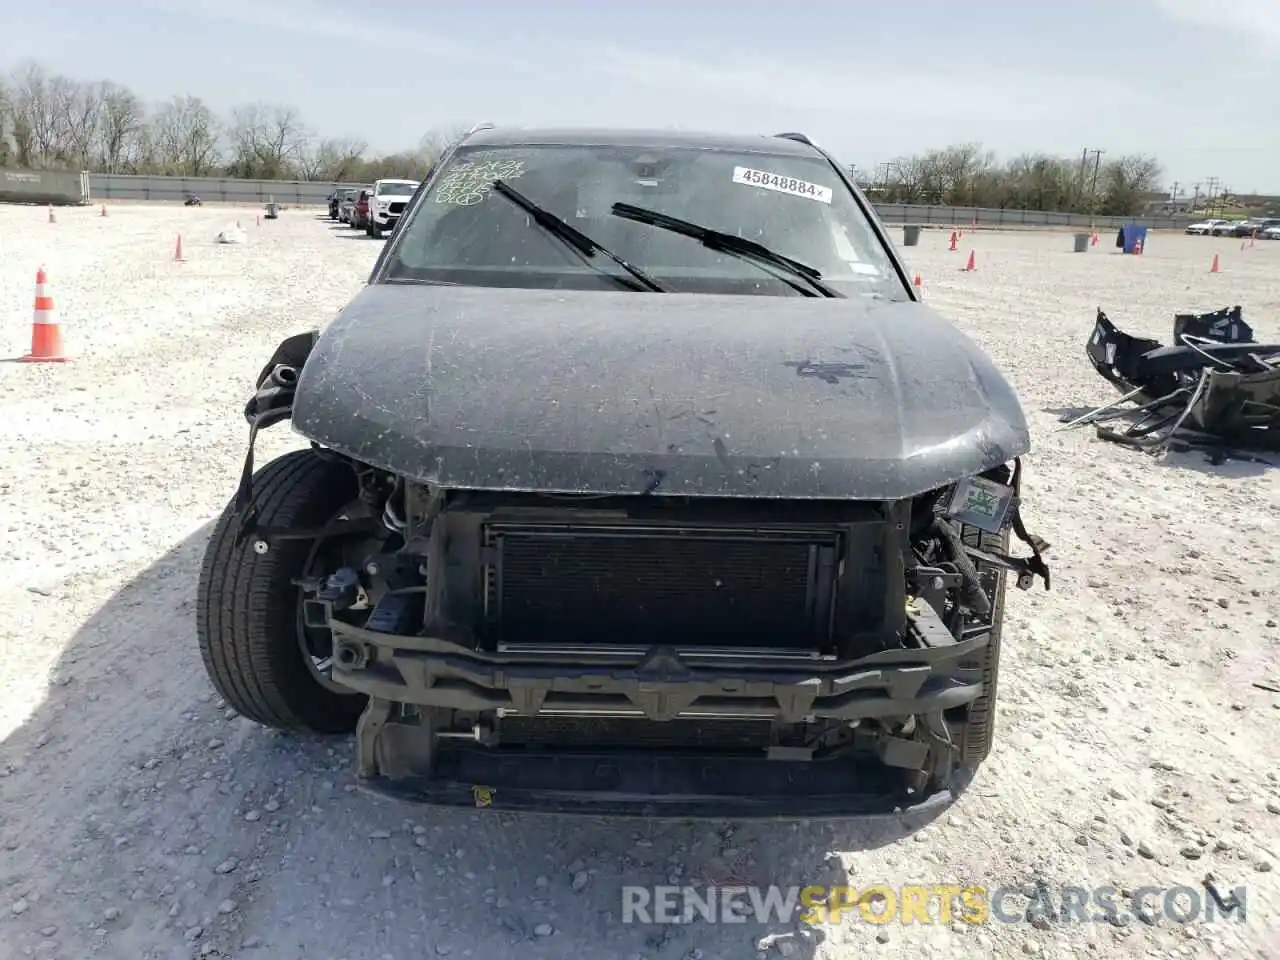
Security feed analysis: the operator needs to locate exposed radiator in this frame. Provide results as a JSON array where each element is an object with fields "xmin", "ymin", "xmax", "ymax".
[{"xmin": 482, "ymin": 523, "xmax": 841, "ymax": 649}]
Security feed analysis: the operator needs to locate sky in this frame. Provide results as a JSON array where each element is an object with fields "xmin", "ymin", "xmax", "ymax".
[{"xmin": 4, "ymin": 0, "xmax": 1279, "ymax": 193}]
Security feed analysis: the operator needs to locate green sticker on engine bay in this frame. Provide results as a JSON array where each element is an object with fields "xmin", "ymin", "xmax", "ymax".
[{"xmin": 945, "ymin": 476, "xmax": 1013, "ymax": 533}]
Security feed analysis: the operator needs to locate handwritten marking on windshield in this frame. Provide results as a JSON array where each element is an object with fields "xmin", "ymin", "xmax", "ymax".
[{"xmin": 434, "ymin": 158, "xmax": 527, "ymax": 206}]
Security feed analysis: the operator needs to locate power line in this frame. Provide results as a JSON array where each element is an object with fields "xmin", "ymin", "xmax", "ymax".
[
  {"xmin": 1079, "ymin": 148, "xmax": 1104, "ymax": 203},
  {"xmin": 1205, "ymin": 176, "xmax": 1221, "ymax": 215}
]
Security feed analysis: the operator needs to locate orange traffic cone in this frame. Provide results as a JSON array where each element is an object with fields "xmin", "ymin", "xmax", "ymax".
[
  {"xmin": 1210, "ymin": 253, "xmax": 1220, "ymax": 273},
  {"xmin": 22, "ymin": 267, "xmax": 68, "ymax": 363},
  {"xmin": 256, "ymin": 215, "xmax": 261, "ymax": 227},
  {"xmin": 912, "ymin": 272, "xmax": 923, "ymax": 292},
  {"xmin": 174, "ymin": 234, "xmax": 185, "ymax": 262},
  {"xmin": 964, "ymin": 250, "xmax": 976, "ymax": 272},
  {"xmin": 1241, "ymin": 240, "xmax": 1247, "ymax": 251},
  {"xmin": 948, "ymin": 231, "xmax": 958, "ymax": 251},
  {"xmin": 1090, "ymin": 232, "xmax": 1099, "ymax": 246},
  {"xmin": 100, "ymin": 204, "xmax": 108, "ymax": 217},
  {"xmin": 47, "ymin": 204, "xmax": 56, "ymax": 224}
]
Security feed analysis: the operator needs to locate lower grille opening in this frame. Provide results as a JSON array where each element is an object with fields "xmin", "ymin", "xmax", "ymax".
[
  {"xmin": 498, "ymin": 715, "xmax": 776, "ymax": 751},
  {"xmin": 483, "ymin": 523, "xmax": 840, "ymax": 650}
]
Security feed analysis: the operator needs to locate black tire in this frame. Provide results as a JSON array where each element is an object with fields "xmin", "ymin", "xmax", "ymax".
[
  {"xmin": 197, "ymin": 449, "xmax": 367, "ymax": 734},
  {"xmin": 956, "ymin": 526, "xmax": 1008, "ymax": 765}
]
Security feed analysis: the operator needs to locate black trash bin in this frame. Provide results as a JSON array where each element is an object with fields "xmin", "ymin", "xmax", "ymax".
[{"xmin": 903, "ymin": 225, "xmax": 921, "ymax": 246}]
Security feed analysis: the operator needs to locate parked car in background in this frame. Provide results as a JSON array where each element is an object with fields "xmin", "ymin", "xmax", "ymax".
[
  {"xmin": 351, "ymin": 189, "xmax": 372, "ymax": 231},
  {"xmin": 1230, "ymin": 217, "xmax": 1280, "ymax": 238},
  {"xmin": 366, "ymin": 178, "xmax": 420, "ymax": 238},
  {"xmin": 1184, "ymin": 218, "xmax": 1228, "ymax": 235},
  {"xmin": 1208, "ymin": 221, "xmax": 1237, "ymax": 236},
  {"xmin": 338, "ymin": 189, "xmax": 360, "ymax": 223},
  {"xmin": 1262, "ymin": 224, "xmax": 1280, "ymax": 240}
]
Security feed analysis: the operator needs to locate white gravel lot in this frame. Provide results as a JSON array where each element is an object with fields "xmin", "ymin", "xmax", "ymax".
[{"xmin": 0, "ymin": 204, "xmax": 1277, "ymax": 960}]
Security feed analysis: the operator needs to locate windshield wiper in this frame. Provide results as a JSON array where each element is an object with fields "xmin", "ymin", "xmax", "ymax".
[
  {"xmin": 610, "ymin": 202, "xmax": 844, "ymax": 298},
  {"xmin": 491, "ymin": 180, "xmax": 666, "ymax": 293}
]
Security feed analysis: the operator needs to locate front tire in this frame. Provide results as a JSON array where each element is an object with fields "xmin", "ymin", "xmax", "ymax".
[
  {"xmin": 197, "ymin": 449, "xmax": 368, "ymax": 733},
  {"xmin": 956, "ymin": 527, "xmax": 1008, "ymax": 765}
]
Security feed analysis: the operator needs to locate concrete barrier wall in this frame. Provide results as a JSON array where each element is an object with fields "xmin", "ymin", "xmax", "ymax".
[
  {"xmin": 34, "ymin": 171, "xmax": 1199, "ymax": 230},
  {"xmin": 0, "ymin": 170, "xmax": 90, "ymax": 205},
  {"xmin": 871, "ymin": 203, "xmax": 1195, "ymax": 231},
  {"xmin": 89, "ymin": 174, "xmax": 367, "ymax": 205}
]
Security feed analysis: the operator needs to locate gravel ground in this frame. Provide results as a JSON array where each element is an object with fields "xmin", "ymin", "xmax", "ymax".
[{"xmin": 1, "ymin": 204, "xmax": 1277, "ymax": 960}]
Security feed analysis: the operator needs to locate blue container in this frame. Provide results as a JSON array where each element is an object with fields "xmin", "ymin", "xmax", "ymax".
[{"xmin": 1116, "ymin": 224, "xmax": 1148, "ymax": 254}]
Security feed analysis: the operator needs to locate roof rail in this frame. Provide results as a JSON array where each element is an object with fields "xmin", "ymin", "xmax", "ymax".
[{"xmin": 773, "ymin": 132, "xmax": 815, "ymax": 146}]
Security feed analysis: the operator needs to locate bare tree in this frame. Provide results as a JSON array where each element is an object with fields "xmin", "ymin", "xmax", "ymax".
[
  {"xmin": 96, "ymin": 83, "xmax": 146, "ymax": 172},
  {"xmin": 149, "ymin": 95, "xmax": 220, "ymax": 175},
  {"xmin": 416, "ymin": 124, "xmax": 472, "ymax": 167},
  {"xmin": 8, "ymin": 62, "xmax": 58, "ymax": 167},
  {"xmin": 1002, "ymin": 154, "xmax": 1078, "ymax": 211},
  {"xmin": 887, "ymin": 155, "xmax": 931, "ymax": 204},
  {"xmin": 227, "ymin": 102, "xmax": 309, "ymax": 179},
  {"xmin": 1097, "ymin": 155, "xmax": 1163, "ymax": 216},
  {"xmin": 931, "ymin": 143, "xmax": 997, "ymax": 205},
  {"xmin": 868, "ymin": 141, "xmax": 1162, "ymax": 216},
  {"xmin": 0, "ymin": 77, "xmax": 11, "ymax": 167},
  {"xmin": 296, "ymin": 136, "xmax": 368, "ymax": 181},
  {"xmin": 52, "ymin": 76, "xmax": 103, "ymax": 168}
]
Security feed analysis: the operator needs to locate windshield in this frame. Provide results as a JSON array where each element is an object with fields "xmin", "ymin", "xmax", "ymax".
[
  {"xmin": 377, "ymin": 180, "xmax": 418, "ymax": 196},
  {"xmin": 343, "ymin": 190, "xmax": 357, "ymax": 200},
  {"xmin": 382, "ymin": 143, "xmax": 906, "ymax": 298}
]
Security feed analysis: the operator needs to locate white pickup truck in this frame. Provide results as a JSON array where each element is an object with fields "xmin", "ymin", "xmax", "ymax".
[{"xmin": 367, "ymin": 178, "xmax": 420, "ymax": 238}]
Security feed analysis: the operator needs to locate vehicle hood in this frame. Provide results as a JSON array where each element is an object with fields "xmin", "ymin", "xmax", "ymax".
[{"xmin": 290, "ymin": 284, "xmax": 1030, "ymax": 499}]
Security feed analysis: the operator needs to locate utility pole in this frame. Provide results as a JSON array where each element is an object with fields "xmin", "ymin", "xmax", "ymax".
[
  {"xmin": 1205, "ymin": 176, "xmax": 1220, "ymax": 216},
  {"xmin": 1079, "ymin": 148, "xmax": 1104, "ymax": 209}
]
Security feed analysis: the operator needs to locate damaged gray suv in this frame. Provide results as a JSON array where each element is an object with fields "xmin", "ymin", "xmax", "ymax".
[{"xmin": 197, "ymin": 125, "xmax": 1050, "ymax": 818}]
